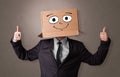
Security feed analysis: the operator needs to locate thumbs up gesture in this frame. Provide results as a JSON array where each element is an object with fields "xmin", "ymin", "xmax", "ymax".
[
  {"xmin": 13, "ymin": 26, "xmax": 21, "ymax": 42},
  {"xmin": 100, "ymin": 27, "xmax": 108, "ymax": 41}
]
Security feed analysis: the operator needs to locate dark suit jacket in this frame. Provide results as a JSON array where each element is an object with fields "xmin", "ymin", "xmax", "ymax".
[{"xmin": 10, "ymin": 38, "xmax": 111, "ymax": 77}]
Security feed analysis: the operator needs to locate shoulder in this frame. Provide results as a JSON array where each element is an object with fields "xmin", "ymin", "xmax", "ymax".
[
  {"xmin": 38, "ymin": 38, "xmax": 54, "ymax": 46},
  {"xmin": 68, "ymin": 38, "xmax": 83, "ymax": 44},
  {"xmin": 40, "ymin": 38, "xmax": 53, "ymax": 42},
  {"xmin": 68, "ymin": 38, "xmax": 84, "ymax": 46}
]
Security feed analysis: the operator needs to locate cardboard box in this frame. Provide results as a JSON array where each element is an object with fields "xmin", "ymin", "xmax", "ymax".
[{"xmin": 40, "ymin": 8, "xmax": 79, "ymax": 38}]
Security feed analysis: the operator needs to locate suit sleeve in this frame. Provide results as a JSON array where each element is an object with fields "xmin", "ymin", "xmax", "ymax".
[
  {"xmin": 10, "ymin": 40, "xmax": 41, "ymax": 61},
  {"xmin": 81, "ymin": 38, "xmax": 111, "ymax": 65}
]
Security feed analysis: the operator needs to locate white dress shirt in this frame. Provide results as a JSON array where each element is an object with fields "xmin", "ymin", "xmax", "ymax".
[{"xmin": 53, "ymin": 38, "xmax": 69, "ymax": 62}]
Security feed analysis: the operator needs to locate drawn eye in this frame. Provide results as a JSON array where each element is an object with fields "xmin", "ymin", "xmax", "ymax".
[
  {"xmin": 63, "ymin": 15, "xmax": 72, "ymax": 22},
  {"xmin": 49, "ymin": 16, "xmax": 58, "ymax": 24}
]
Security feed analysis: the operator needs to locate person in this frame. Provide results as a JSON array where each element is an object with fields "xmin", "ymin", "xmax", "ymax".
[{"xmin": 10, "ymin": 26, "xmax": 111, "ymax": 77}]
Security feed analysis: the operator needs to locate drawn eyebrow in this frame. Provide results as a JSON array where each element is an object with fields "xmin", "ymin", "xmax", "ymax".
[
  {"xmin": 46, "ymin": 13, "xmax": 53, "ymax": 17},
  {"xmin": 65, "ymin": 12, "xmax": 72, "ymax": 14},
  {"xmin": 46, "ymin": 12, "xmax": 72, "ymax": 17}
]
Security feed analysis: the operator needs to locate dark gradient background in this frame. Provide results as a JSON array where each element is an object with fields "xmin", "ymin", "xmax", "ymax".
[{"xmin": 0, "ymin": 0, "xmax": 120, "ymax": 77}]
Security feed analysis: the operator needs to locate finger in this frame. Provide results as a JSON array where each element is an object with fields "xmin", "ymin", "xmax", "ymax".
[
  {"xmin": 102, "ymin": 26, "xmax": 106, "ymax": 32},
  {"xmin": 16, "ymin": 25, "xmax": 20, "ymax": 32},
  {"xmin": 14, "ymin": 32, "xmax": 21, "ymax": 36}
]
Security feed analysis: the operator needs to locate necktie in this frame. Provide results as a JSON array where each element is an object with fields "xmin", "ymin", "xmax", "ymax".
[{"xmin": 56, "ymin": 41, "xmax": 62, "ymax": 66}]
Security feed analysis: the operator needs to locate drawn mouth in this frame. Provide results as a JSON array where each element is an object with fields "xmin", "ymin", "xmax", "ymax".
[{"xmin": 53, "ymin": 23, "xmax": 69, "ymax": 31}]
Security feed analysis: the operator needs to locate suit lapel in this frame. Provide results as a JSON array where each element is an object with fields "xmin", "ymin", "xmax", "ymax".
[
  {"xmin": 41, "ymin": 39, "xmax": 58, "ymax": 66},
  {"xmin": 41, "ymin": 39, "xmax": 54, "ymax": 49},
  {"xmin": 42, "ymin": 38, "xmax": 74, "ymax": 69},
  {"xmin": 58, "ymin": 38, "xmax": 73, "ymax": 68}
]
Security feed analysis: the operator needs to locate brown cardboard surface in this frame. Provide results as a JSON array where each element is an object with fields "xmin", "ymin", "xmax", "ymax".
[{"xmin": 40, "ymin": 8, "xmax": 79, "ymax": 38}]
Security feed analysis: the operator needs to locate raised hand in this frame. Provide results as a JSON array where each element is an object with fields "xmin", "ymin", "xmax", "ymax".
[
  {"xmin": 100, "ymin": 27, "xmax": 108, "ymax": 41},
  {"xmin": 13, "ymin": 26, "xmax": 21, "ymax": 42}
]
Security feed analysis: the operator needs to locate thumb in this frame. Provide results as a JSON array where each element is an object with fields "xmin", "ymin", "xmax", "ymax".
[
  {"xmin": 102, "ymin": 26, "xmax": 106, "ymax": 32},
  {"xmin": 16, "ymin": 25, "xmax": 20, "ymax": 32}
]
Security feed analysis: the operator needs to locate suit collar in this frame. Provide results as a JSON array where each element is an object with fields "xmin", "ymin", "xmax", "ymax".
[
  {"xmin": 41, "ymin": 38, "xmax": 75, "ymax": 68},
  {"xmin": 41, "ymin": 39, "xmax": 54, "ymax": 50},
  {"xmin": 58, "ymin": 38, "xmax": 74, "ymax": 68}
]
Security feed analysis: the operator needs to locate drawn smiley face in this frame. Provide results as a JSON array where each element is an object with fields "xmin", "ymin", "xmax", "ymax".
[
  {"xmin": 41, "ymin": 8, "xmax": 79, "ymax": 38},
  {"xmin": 47, "ymin": 12, "xmax": 72, "ymax": 31}
]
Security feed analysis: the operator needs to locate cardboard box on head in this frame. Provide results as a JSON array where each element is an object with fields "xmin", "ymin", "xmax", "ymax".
[{"xmin": 40, "ymin": 8, "xmax": 79, "ymax": 38}]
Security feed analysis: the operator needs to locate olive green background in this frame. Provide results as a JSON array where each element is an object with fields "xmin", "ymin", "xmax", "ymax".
[{"xmin": 0, "ymin": 0, "xmax": 120, "ymax": 77}]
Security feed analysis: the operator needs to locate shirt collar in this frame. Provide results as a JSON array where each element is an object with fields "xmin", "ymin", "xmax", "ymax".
[{"xmin": 54, "ymin": 37, "xmax": 68, "ymax": 45}]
